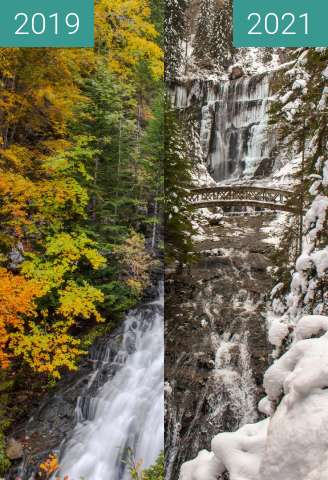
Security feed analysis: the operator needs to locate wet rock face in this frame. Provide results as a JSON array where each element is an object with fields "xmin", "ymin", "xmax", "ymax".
[
  {"xmin": 165, "ymin": 214, "xmax": 274, "ymax": 480},
  {"xmin": 229, "ymin": 66, "xmax": 244, "ymax": 80},
  {"xmin": 6, "ymin": 439, "xmax": 23, "ymax": 460}
]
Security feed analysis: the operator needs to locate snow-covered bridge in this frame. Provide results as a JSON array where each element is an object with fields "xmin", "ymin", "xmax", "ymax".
[{"xmin": 189, "ymin": 185, "xmax": 296, "ymax": 213}]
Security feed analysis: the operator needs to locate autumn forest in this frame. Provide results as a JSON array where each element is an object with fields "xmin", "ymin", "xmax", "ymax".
[{"xmin": 0, "ymin": 1, "xmax": 163, "ymax": 475}]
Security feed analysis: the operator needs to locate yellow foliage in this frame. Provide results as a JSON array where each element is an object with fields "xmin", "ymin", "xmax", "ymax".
[
  {"xmin": 22, "ymin": 232, "xmax": 106, "ymax": 290},
  {"xmin": 10, "ymin": 321, "xmax": 84, "ymax": 378},
  {"xmin": 32, "ymin": 178, "xmax": 90, "ymax": 229},
  {"xmin": 0, "ymin": 48, "xmax": 94, "ymax": 160},
  {"xmin": 0, "ymin": 268, "xmax": 92, "ymax": 377},
  {"xmin": 95, "ymin": 0, "xmax": 163, "ymax": 78},
  {"xmin": 0, "ymin": 237, "xmax": 105, "ymax": 377},
  {"xmin": 0, "ymin": 145, "xmax": 35, "ymax": 172},
  {"xmin": 0, "ymin": 170, "xmax": 35, "ymax": 237},
  {"xmin": 0, "ymin": 170, "xmax": 90, "ymax": 242},
  {"xmin": 58, "ymin": 281, "xmax": 105, "ymax": 323}
]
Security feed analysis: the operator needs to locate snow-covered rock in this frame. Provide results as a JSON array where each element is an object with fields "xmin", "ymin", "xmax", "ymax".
[
  {"xmin": 295, "ymin": 314, "xmax": 328, "ymax": 340},
  {"xmin": 264, "ymin": 321, "xmax": 328, "ymax": 404},
  {"xmin": 180, "ymin": 450, "xmax": 224, "ymax": 480},
  {"xmin": 180, "ymin": 315, "xmax": 328, "ymax": 480},
  {"xmin": 212, "ymin": 419, "xmax": 269, "ymax": 480},
  {"xmin": 268, "ymin": 315, "xmax": 289, "ymax": 348},
  {"xmin": 260, "ymin": 387, "xmax": 328, "ymax": 480},
  {"xmin": 261, "ymin": 320, "xmax": 328, "ymax": 479}
]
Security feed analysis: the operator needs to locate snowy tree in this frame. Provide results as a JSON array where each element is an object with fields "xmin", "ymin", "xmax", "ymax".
[
  {"xmin": 165, "ymin": 0, "xmax": 189, "ymax": 80},
  {"xmin": 211, "ymin": 0, "xmax": 233, "ymax": 69},
  {"xmin": 193, "ymin": 0, "xmax": 233, "ymax": 70},
  {"xmin": 193, "ymin": 0, "xmax": 216, "ymax": 69},
  {"xmin": 270, "ymin": 49, "xmax": 328, "ymax": 322}
]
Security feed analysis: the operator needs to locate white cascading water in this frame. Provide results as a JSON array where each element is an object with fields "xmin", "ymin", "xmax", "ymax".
[
  {"xmin": 203, "ymin": 288, "xmax": 258, "ymax": 431},
  {"xmin": 208, "ymin": 331, "xmax": 257, "ymax": 429},
  {"xmin": 165, "ymin": 276, "xmax": 261, "ymax": 480},
  {"xmin": 172, "ymin": 74, "xmax": 275, "ymax": 181},
  {"xmin": 56, "ymin": 288, "xmax": 164, "ymax": 480}
]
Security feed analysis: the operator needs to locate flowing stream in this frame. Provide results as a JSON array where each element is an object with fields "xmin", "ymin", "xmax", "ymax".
[{"xmin": 56, "ymin": 287, "xmax": 164, "ymax": 480}]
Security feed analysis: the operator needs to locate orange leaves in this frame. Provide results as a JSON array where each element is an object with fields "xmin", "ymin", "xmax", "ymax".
[
  {"xmin": 39, "ymin": 453, "xmax": 71, "ymax": 480},
  {"xmin": 0, "ymin": 280, "xmax": 88, "ymax": 378},
  {"xmin": 0, "ymin": 268, "xmax": 41, "ymax": 368},
  {"xmin": 5, "ymin": 232, "xmax": 106, "ymax": 377},
  {"xmin": 39, "ymin": 454, "xmax": 59, "ymax": 478}
]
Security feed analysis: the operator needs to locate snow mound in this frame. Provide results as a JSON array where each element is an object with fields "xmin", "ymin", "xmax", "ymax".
[
  {"xmin": 261, "ymin": 322, "xmax": 328, "ymax": 479},
  {"xmin": 211, "ymin": 419, "xmax": 269, "ymax": 480},
  {"xmin": 264, "ymin": 322, "xmax": 328, "ymax": 405},
  {"xmin": 258, "ymin": 396, "xmax": 273, "ymax": 416},
  {"xmin": 179, "ymin": 450, "xmax": 224, "ymax": 480},
  {"xmin": 295, "ymin": 314, "xmax": 328, "ymax": 340},
  {"xmin": 268, "ymin": 315, "xmax": 289, "ymax": 348},
  {"xmin": 260, "ymin": 385, "xmax": 328, "ymax": 480}
]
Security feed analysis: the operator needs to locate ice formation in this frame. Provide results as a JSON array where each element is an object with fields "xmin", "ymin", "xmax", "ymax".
[{"xmin": 172, "ymin": 74, "xmax": 277, "ymax": 181}]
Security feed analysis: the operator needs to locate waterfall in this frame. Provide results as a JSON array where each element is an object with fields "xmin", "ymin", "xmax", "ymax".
[
  {"xmin": 56, "ymin": 287, "xmax": 164, "ymax": 480},
  {"xmin": 172, "ymin": 73, "xmax": 275, "ymax": 182},
  {"xmin": 203, "ymin": 75, "xmax": 273, "ymax": 181}
]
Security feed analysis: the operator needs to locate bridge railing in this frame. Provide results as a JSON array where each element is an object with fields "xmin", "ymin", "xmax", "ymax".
[{"xmin": 188, "ymin": 186, "xmax": 297, "ymax": 213}]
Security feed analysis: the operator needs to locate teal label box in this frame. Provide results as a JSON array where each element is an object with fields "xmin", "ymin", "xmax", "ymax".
[
  {"xmin": 0, "ymin": 0, "xmax": 94, "ymax": 47},
  {"xmin": 234, "ymin": 0, "xmax": 327, "ymax": 48}
]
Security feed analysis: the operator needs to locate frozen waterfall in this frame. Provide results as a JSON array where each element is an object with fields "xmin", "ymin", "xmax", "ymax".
[
  {"xmin": 56, "ymin": 288, "xmax": 164, "ymax": 480},
  {"xmin": 172, "ymin": 73, "xmax": 275, "ymax": 182}
]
